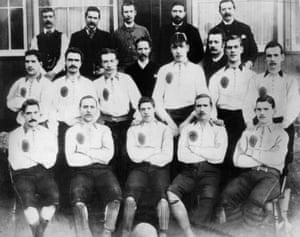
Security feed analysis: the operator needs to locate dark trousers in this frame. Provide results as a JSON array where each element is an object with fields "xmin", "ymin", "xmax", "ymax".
[{"xmin": 217, "ymin": 109, "xmax": 246, "ymax": 185}]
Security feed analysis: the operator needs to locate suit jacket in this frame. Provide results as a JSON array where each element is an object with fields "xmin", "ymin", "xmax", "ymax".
[{"xmin": 69, "ymin": 28, "xmax": 114, "ymax": 80}]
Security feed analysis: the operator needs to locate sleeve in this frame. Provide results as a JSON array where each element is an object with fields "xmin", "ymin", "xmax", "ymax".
[
  {"xmin": 177, "ymin": 127, "xmax": 205, "ymax": 164},
  {"xmin": 233, "ymin": 131, "xmax": 261, "ymax": 167},
  {"xmin": 242, "ymin": 76, "xmax": 258, "ymax": 125},
  {"xmin": 8, "ymin": 131, "xmax": 20, "ymax": 169},
  {"xmin": 208, "ymin": 73, "xmax": 220, "ymax": 110},
  {"xmin": 284, "ymin": 77, "xmax": 300, "ymax": 128},
  {"xmin": 38, "ymin": 130, "xmax": 58, "ymax": 168},
  {"xmin": 51, "ymin": 33, "xmax": 69, "ymax": 74},
  {"xmin": 126, "ymin": 127, "xmax": 159, "ymax": 163},
  {"xmin": 65, "ymin": 128, "xmax": 93, "ymax": 167},
  {"xmin": 7, "ymin": 80, "xmax": 26, "ymax": 112},
  {"xmin": 88, "ymin": 127, "xmax": 114, "ymax": 165},
  {"xmin": 253, "ymin": 131, "xmax": 288, "ymax": 167},
  {"xmin": 149, "ymin": 127, "xmax": 173, "ymax": 167},
  {"xmin": 39, "ymin": 80, "xmax": 55, "ymax": 123},
  {"xmin": 197, "ymin": 127, "xmax": 228, "ymax": 164},
  {"xmin": 127, "ymin": 75, "xmax": 141, "ymax": 110},
  {"xmin": 30, "ymin": 36, "xmax": 38, "ymax": 50}
]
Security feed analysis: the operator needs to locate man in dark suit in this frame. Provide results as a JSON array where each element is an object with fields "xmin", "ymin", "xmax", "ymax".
[
  {"xmin": 157, "ymin": 2, "xmax": 204, "ymax": 66},
  {"xmin": 69, "ymin": 6, "xmax": 114, "ymax": 80},
  {"xmin": 125, "ymin": 37, "xmax": 159, "ymax": 97},
  {"xmin": 212, "ymin": 0, "xmax": 258, "ymax": 68}
]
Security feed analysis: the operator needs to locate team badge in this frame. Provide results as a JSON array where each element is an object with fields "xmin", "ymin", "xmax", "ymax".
[
  {"xmin": 20, "ymin": 87, "xmax": 27, "ymax": 97},
  {"xmin": 76, "ymin": 133, "xmax": 85, "ymax": 144},
  {"xmin": 258, "ymin": 87, "xmax": 267, "ymax": 97},
  {"xmin": 220, "ymin": 76, "xmax": 229, "ymax": 88},
  {"xmin": 137, "ymin": 133, "xmax": 146, "ymax": 145},
  {"xmin": 188, "ymin": 131, "xmax": 198, "ymax": 142},
  {"xmin": 249, "ymin": 135, "xmax": 258, "ymax": 147},
  {"xmin": 103, "ymin": 88, "xmax": 109, "ymax": 101},
  {"xmin": 166, "ymin": 72, "xmax": 173, "ymax": 84},
  {"xmin": 22, "ymin": 139, "xmax": 30, "ymax": 152},
  {"xmin": 60, "ymin": 86, "xmax": 68, "ymax": 97}
]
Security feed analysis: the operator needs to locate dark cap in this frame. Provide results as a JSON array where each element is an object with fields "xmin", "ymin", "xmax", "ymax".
[{"xmin": 170, "ymin": 32, "xmax": 188, "ymax": 46}]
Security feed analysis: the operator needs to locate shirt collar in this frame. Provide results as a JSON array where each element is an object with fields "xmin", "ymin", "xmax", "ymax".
[
  {"xmin": 256, "ymin": 123, "xmax": 275, "ymax": 133},
  {"xmin": 222, "ymin": 19, "xmax": 235, "ymax": 25},
  {"xmin": 25, "ymin": 73, "xmax": 42, "ymax": 82},
  {"xmin": 65, "ymin": 74, "xmax": 81, "ymax": 81},
  {"xmin": 264, "ymin": 70, "xmax": 283, "ymax": 77},
  {"xmin": 79, "ymin": 120, "xmax": 99, "ymax": 129},
  {"xmin": 43, "ymin": 27, "xmax": 55, "ymax": 34},
  {"xmin": 138, "ymin": 59, "xmax": 149, "ymax": 69},
  {"xmin": 124, "ymin": 22, "xmax": 135, "ymax": 28},
  {"xmin": 224, "ymin": 63, "xmax": 244, "ymax": 71},
  {"xmin": 23, "ymin": 125, "xmax": 40, "ymax": 134},
  {"xmin": 173, "ymin": 60, "xmax": 189, "ymax": 67},
  {"xmin": 104, "ymin": 72, "xmax": 119, "ymax": 80},
  {"xmin": 172, "ymin": 21, "xmax": 184, "ymax": 28}
]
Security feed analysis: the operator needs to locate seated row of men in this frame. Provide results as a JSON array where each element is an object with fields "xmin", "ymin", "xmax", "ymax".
[{"xmin": 8, "ymin": 93, "xmax": 288, "ymax": 237}]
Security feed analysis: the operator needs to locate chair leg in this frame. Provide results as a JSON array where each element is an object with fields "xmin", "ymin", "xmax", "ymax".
[
  {"xmin": 272, "ymin": 199, "xmax": 280, "ymax": 237},
  {"xmin": 280, "ymin": 189, "xmax": 292, "ymax": 237}
]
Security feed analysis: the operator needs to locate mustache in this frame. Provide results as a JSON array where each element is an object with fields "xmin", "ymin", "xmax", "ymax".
[
  {"xmin": 45, "ymin": 20, "xmax": 52, "ymax": 25},
  {"xmin": 69, "ymin": 65, "xmax": 78, "ymax": 69},
  {"xmin": 29, "ymin": 119, "xmax": 37, "ymax": 123},
  {"xmin": 224, "ymin": 13, "xmax": 231, "ymax": 17}
]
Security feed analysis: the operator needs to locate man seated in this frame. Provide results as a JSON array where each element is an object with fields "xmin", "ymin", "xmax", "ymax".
[
  {"xmin": 167, "ymin": 94, "xmax": 228, "ymax": 237},
  {"xmin": 218, "ymin": 95, "xmax": 288, "ymax": 228},
  {"xmin": 8, "ymin": 99, "xmax": 59, "ymax": 237},
  {"xmin": 65, "ymin": 95, "xmax": 122, "ymax": 237},
  {"xmin": 122, "ymin": 97, "xmax": 173, "ymax": 237}
]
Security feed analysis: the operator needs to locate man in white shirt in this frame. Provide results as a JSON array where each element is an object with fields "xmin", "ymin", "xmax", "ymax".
[
  {"xmin": 94, "ymin": 48, "xmax": 141, "ymax": 185},
  {"xmin": 52, "ymin": 47, "xmax": 96, "ymax": 209},
  {"xmin": 7, "ymin": 50, "xmax": 55, "ymax": 131},
  {"xmin": 65, "ymin": 95, "xmax": 121, "ymax": 237},
  {"xmin": 121, "ymin": 97, "xmax": 173, "ymax": 237},
  {"xmin": 209, "ymin": 34, "xmax": 255, "ymax": 182},
  {"xmin": 167, "ymin": 94, "xmax": 228, "ymax": 237},
  {"xmin": 8, "ymin": 99, "xmax": 59, "ymax": 237},
  {"xmin": 218, "ymin": 95, "xmax": 288, "ymax": 227},
  {"xmin": 30, "ymin": 8, "xmax": 69, "ymax": 80},
  {"xmin": 244, "ymin": 41, "xmax": 300, "ymax": 171}
]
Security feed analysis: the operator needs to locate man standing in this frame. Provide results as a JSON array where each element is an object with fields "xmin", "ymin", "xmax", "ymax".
[
  {"xmin": 244, "ymin": 41, "xmax": 300, "ymax": 169},
  {"xmin": 69, "ymin": 6, "xmax": 114, "ymax": 80},
  {"xmin": 30, "ymin": 8, "xmax": 69, "ymax": 80},
  {"xmin": 7, "ymin": 50, "xmax": 55, "ymax": 131},
  {"xmin": 125, "ymin": 37, "xmax": 159, "ymax": 97},
  {"xmin": 94, "ymin": 48, "xmax": 141, "ymax": 185},
  {"xmin": 167, "ymin": 94, "xmax": 227, "ymax": 237},
  {"xmin": 153, "ymin": 32, "xmax": 208, "ymax": 136},
  {"xmin": 52, "ymin": 47, "xmax": 96, "ymax": 208},
  {"xmin": 212, "ymin": 0, "xmax": 258, "ymax": 67},
  {"xmin": 219, "ymin": 95, "xmax": 288, "ymax": 227},
  {"xmin": 209, "ymin": 35, "xmax": 255, "ymax": 182},
  {"xmin": 113, "ymin": 1, "xmax": 151, "ymax": 70},
  {"xmin": 122, "ymin": 97, "xmax": 173, "ymax": 237},
  {"xmin": 8, "ymin": 99, "xmax": 59, "ymax": 237},
  {"xmin": 157, "ymin": 2, "xmax": 204, "ymax": 65},
  {"xmin": 65, "ymin": 95, "xmax": 122, "ymax": 237},
  {"xmin": 201, "ymin": 27, "xmax": 227, "ymax": 86}
]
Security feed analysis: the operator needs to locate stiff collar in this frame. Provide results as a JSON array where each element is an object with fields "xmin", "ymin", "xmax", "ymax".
[
  {"xmin": 224, "ymin": 63, "xmax": 243, "ymax": 71},
  {"xmin": 43, "ymin": 27, "xmax": 55, "ymax": 34},
  {"xmin": 222, "ymin": 19, "xmax": 235, "ymax": 25},
  {"xmin": 264, "ymin": 70, "xmax": 283, "ymax": 77},
  {"xmin": 124, "ymin": 22, "xmax": 135, "ymax": 28},
  {"xmin": 137, "ymin": 59, "xmax": 149, "ymax": 69},
  {"xmin": 25, "ymin": 73, "xmax": 42, "ymax": 82}
]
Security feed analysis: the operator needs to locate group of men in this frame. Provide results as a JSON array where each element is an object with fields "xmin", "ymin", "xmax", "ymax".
[{"xmin": 3, "ymin": 0, "xmax": 300, "ymax": 237}]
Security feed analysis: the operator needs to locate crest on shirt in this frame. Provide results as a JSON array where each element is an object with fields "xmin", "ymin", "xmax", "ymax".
[
  {"xmin": 76, "ymin": 133, "xmax": 85, "ymax": 145},
  {"xmin": 103, "ymin": 88, "xmax": 110, "ymax": 101},
  {"xmin": 137, "ymin": 133, "xmax": 146, "ymax": 145},
  {"xmin": 258, "ymin": 87, "xmax": 267, "ymax": 97},
  {"xmin": 60, "ymin": 86, "xmax": 68, "ymax": 97},
  {"xmin": 166, "ymin": 72, "xmax": 173, "ymax": 84},
  {"xmin": 249, "ymin": 135, "xmax": 258, "ymax": 147},
  {"xmin": 188, "ymin": 130, "xmax": 198, "ymax": 142},
  {"xmin": 20, "ymin": 87, "xmax": 27, "ymax": 98},
  {"xmin": 22, "ymin": 139, "xmax": 30, "ymax": 152},
  {"xmin": 220, "ymin": 76, "xmax": 229, "ymax": 88}
]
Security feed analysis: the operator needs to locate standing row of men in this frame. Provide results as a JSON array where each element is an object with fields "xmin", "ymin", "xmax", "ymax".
[{"xmin": 33, "ymin": 0, "xmax": 257, "ymax": 81}]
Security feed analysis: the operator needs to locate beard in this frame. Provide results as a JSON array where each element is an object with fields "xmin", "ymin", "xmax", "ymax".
[{"xmin": 172, "ymin": 16, "xmax": 184, "ymax": 25}]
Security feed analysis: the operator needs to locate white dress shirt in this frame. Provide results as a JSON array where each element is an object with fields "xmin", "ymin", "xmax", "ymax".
[
  {"xmin": 6, "ymin": 75, "xmax": 55, "ymax": 126},
  {"xmin": 178, "ymin": 120, "xmax": 228, "ymax": 164},
  {"xmin": 65, "ymin": 122, "xmax": 114, "ymax": 167},
  {"xmin": 94, "ymin": 72, "xmax": 141, "ymax": 117},
  {"xmin": 8, "ymin": 125, "xmax": 58, "ymax": 170},
  {"xmin": 243, "ymin": 71, "xmax": 300, "ymax": 128},
  {"xmin": 52, "ymin": 75, "xmax": 96, "ymax": 126},
  {"xmin": 209, "ymin": 65, "xmax": 256, "ymax": 111},
  {"xmin": 126, "ymin": 121, "xmax": 173, "ymax": 167},
  {"xmin": 233, "ymin": 123, "xmax": 288, "ymax": 173}
]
